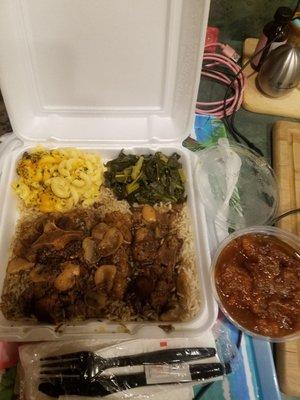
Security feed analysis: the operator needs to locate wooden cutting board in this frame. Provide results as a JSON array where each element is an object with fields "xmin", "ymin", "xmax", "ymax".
[
  {"xmin": 273, "ymin": 120, "xmax": 300, "ymax": 396},
  {"xmin": 242, "ymin": 38, "xmax": 300, "ymax": 118}
]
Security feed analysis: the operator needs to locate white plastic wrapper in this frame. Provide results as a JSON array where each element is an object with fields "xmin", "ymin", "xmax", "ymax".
[{"xmin": 19, "ymin": 335, "xmax": 230, "ymax": 400}]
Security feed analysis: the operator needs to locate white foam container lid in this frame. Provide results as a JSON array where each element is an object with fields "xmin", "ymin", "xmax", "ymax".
[{"xmin": 0, "ymin": 0, "xmax": 217, "ymax": 341}]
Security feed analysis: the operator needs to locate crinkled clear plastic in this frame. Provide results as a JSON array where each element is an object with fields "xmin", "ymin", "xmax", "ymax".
[
  {"xmin": 18, "ymin": 336, "xmax": 230, "ymax": 400},
  {"xmin": 213, "ymin": 319, "xmax": 244, "ymax": 374},
  {"xmin": 194, "ymin": 140, "xmax": 278, "ymax": 231}
]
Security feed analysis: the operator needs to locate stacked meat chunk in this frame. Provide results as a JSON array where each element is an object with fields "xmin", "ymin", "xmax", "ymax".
[{"xmin": 130, "ymin": 205, "xmax": 183, "ymax": 318}]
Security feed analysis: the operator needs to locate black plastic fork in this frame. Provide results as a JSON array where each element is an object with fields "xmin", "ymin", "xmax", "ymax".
[{"xmin": 40, "ymin": 347, "xmax": 216, "ymax": 380}]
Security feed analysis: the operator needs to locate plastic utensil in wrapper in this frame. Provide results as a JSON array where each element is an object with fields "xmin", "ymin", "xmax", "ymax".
[
  {"xmin": 38, "ymin": 363, "xmax": 229, "ymax": 398},
  {"xmin": 39, "ymin": 347, "xmax": 217, "ymax": 380},
  {"xmin": 19, "ymin": 337, "xmax": 230, "ymax": 400},
  {"xmin": 195, "ymin": 139, "xmax": 279, "ymax": 231}
]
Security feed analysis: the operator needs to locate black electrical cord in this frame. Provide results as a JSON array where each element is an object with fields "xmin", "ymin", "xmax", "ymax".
[
  {"xmin": 272, "ymin": 208, "xmax": 300, "ymax": 224},
  {"xmin": 221, "ymin": 36, "xmax": 281, "ymax": 157}
]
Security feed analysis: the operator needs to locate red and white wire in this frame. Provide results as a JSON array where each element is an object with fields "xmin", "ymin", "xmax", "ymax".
[{"xmin": 196, "ymin": 43, "xmax": 246, "ymax": 118}]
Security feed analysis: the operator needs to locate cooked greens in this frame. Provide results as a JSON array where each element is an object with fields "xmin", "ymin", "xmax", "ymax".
[{"xmin": 104, "ymin": 151, "xmax": 186, "ymax": 204}]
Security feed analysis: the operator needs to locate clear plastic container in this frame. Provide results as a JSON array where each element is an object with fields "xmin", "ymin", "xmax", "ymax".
[
  {"xmin": 195, "ymin": 142, "xmax": 279, "ymax": 231},
  {"xmin": 210, "ymin": 226, "xmax": 300, "ymax": 342}
]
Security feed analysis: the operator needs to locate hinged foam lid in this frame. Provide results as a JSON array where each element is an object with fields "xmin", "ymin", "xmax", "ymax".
[{"xmin": 0, "ymin": 0, "xmax": 210, "ymax": 143}]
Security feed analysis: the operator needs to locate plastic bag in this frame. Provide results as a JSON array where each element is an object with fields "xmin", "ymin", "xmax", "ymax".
[{"xmin": 19, "ymin": 335, "xmax": 228, "ymax": 400}]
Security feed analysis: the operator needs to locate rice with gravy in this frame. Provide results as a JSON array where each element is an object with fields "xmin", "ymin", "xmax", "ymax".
[{"xmin": 1, "ymin": 188, "xmax": 201, "ymax": 323}]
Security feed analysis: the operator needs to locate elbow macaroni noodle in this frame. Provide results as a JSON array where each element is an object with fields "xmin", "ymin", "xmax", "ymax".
[{"xmin": 12, "ymin": 147, "xmax": 104, "ymax": 212}]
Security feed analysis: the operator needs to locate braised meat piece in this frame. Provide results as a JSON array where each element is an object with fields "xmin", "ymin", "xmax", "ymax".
[
  {"xmin": 36, "ymin": 241, "xmax": 82, "ymax": 265},
  {"xmin": 111, "ymin": 246, "xmax": 130, "ymax": 300},
  {"xmin": 55, "ymin": 209, "xmax": 96, "ymax": 232},
  {"xmin": 150, "ymin": 277, "xmax": 174, "ymax": 310},
  {"xmin": 26, "ymin": 223, "xmax": 84, "ymax": 261},
  {"xmin": 132, "ymin": 208, "xmax": 143, "ymax": 226},
  {"xmin": 32, "ymin": 282, "xmax": 51, "ymax": 299},
  {"xmin": 158, "ymin": 236, "xmax": 182, "ymax": 267},
  {"xmin": 33, "ymin": 294, "xmax": 62, "ymax": 323},
  {"xmin": 133, "ymin": 224, "xmax": 160, "ymax": 264},
  {"xmin": 82, "ymin": 237, "xmax": 99, "ymax": 264},
  {"xmin": 268, "ymin": 301, "xmax": 297, "ymax": 329},
  {"xmin": 99, "ymin": 227, "xmax": 124, "ymax": 257},
  {"xmin": 18, "ymin": 216, "xmax": 46, "ymax": 244},
  {"xmin": 7, "ymin": 258, "xmax": 34, "ymax": 274},
  {"xmin": 13, "ymin": 215, "xmax": 47, "ymax": 257},
  {"xmin": 130, "ymin": 206, "xmax": 183, "ymax": 315},
  {"xmin": 104, "ymin": 211, "xmax": 132, "ymax": 227},
  {"xmin": 217, "ymin": 262, "xmax": 253, "ymax": 308},
  {"xmin": 146, "ymin": 236, "xmax": 182, "ymax": 311},
  {"xmin": 155, "ymin": 211, "xmax": 176, "ymax": 238},
  {"xmin": 133, "ymin": 239, "xmax": 160, "ymax": 264},
  {"xmin": 135, "ymin": 275, "xmax": 155, "ymax": 301},
  {"xmin": 104, "ymin": 211, "xmax": 132, "ymax": 244},
  {"xmin": 91, "ymin": 222, "xmax": 109, "ymax": 241},
  {"xmin": 217, "ymin": 262, "xmax": 253, "ymax": 296}
]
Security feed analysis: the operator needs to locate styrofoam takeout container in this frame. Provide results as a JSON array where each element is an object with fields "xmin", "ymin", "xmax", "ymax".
[{"xmin": 0, "ymin": 0, "xmax": 216, "ymax": 341}]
